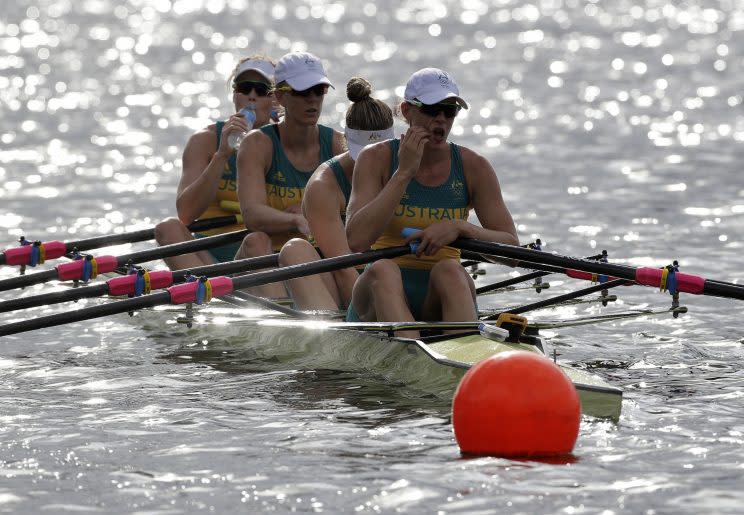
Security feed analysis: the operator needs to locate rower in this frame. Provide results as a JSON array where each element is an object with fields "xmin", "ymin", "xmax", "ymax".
[
  {"xmin": 154, "ymin": 55, "xmax": 279, "ymax": 269},
  {"xmin": 278, "ymin": 77, "xmax": 395, "ymax": 311},
  {"xmin": 345, "ymin": 67, "xmax": 519, "ymax": 337},
  {"xmin": 234, "ymin": 51, "xmax": 346, "ymax": 298}
]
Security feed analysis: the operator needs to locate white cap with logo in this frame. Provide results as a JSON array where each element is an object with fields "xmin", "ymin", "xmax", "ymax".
[
  {"xmin": 275, "ymin": 52, "xmax": 334, "ymax": 91},
  {"xmin": 403, "ymin": 68, "xmax": 468, "ymax": 109},
  {"xmin": 234, "ymin": 59, "xmax": 275, "ymax": 83}
]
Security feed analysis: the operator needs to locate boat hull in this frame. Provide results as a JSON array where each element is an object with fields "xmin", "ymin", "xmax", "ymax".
[{"xmin": 137, "ymin": 308, "xmax": 622, "ymax": 420}]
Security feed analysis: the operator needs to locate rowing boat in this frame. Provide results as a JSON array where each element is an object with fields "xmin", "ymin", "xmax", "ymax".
[
  {"xmin": 11, "ymin": 233, "xmax": 739, "ymax": 430},
  {"xmin": 135, "ymin": 304, "xmax": 623, "ymax": 421}
]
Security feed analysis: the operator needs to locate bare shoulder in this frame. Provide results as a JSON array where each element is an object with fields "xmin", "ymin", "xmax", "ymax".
[
  {"xmin": 458, "ymin": 145, "xmax": 494, "ymax": 177},
  {"xmin": 185, "ymin": 123, "xmax": 218, "ymax": 148},
  {"xmin": 357, "ymin": 139, "xmax": 393, "ymax": 167},
  {"xmin": 243, "ymin": 127, "xmax": 273, "ymax": 152},
  {"xmin": 306, "ymin": 161, "xmax": 334, "ymax": 189},
  {"xmin": 304, "ymin": 164, "xmax": 344, "ymax": 213}
]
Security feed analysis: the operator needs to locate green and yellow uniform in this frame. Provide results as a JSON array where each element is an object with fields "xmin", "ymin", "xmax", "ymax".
[
  {"xmin": 261, "ymin": 124, "xmax": 336, "ymax": 250},
  {"xmin": 194, "ymin": 120, "xmax": 243, "ymax": 262},
  {"xmin": 348, "ymin": 138, "xmax": 471, "ymax": 320}
]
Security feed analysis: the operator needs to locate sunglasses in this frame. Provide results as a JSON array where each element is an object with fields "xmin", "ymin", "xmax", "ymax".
[
  {"xmin": 277, "ymin": 84, "xmax": 329, "ymax": 97},
  {"xmin": 233, "ymin": 80, "xmax": 272, "ymax": 96},
  {"xmin": 408, "ymin": 99, "xmax": 461, "ymax": 119}
]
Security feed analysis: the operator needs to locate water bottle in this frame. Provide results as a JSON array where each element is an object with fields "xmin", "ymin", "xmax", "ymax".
[{"xmin": 228, "ymin": 102, "xmax": 256, "ymax": 150}]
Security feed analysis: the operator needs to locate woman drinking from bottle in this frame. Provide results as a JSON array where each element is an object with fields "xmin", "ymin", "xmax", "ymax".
[{"xmin": 154, "ymin": 55, "xmax": 278, "ymax": 269}]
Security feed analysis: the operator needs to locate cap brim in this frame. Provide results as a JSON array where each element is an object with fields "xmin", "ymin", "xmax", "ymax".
[
  {"xmin": 415, "ymin": 91, "xmax": 468, "ymax": 109},
  {"xmin": 286, "ymin": 75, "xmax": 334, "ymax": 91}
]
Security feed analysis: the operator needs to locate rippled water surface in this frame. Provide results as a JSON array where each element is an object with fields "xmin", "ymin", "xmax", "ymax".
[{"xmin": 2, "ymin": 0, "xmax": 744, "ymax": 513}]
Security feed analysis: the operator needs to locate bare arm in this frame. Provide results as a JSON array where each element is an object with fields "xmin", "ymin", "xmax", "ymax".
[
  {"xmin": 405, "ymin": 147, "xmax": 519, "ymax": 256},
  {"xmin": 346, "ymin": 129, "xmax": 429, "ymax": 252},
  {"xmin": 303, "ymin": 166, "xmax": 358, "ymax": 305},
  {"xmin": 175, "ymin": 116, "xmax": 249, "ymax": 223},
  {"xmin": 236, "ymin": 129, "xmax": 308, "ymax": 234},
  {"xmin": 461, "ymin": 149, "xmax": 519, "ymax": 244}
]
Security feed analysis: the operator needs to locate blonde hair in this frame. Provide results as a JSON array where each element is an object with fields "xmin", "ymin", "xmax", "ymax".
[{"xmin": 345, "ymin": 77, "xmax": 394, "ymax": 131}]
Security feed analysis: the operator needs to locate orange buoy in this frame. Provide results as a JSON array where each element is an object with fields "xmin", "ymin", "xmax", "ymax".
[{"xmin": 452, "ymin": 350, "xmax": 581, "ymax": 458}]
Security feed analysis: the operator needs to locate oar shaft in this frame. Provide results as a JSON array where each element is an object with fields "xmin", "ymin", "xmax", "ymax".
[
  {"xmin": 230, "ymin": 246, "xmax": 410, "ymax": 290},
  {"xmin": 0, "ymin": 269, "xmax": 58, "ymax": 292},
  {"xmin": 113, "ymin": 229, "xmax": 249, "ymax": 266},
  {"xmin": 0, "ymin": 292, "xmax": 170, "ymax": 337},
  {"xmin": 0, "ymin": 283, "xmax": 110, "ymax": 313},
  {"xmin": 507, "ymin": 279, "xmax": 626, "ymax": 316},
  {"xmin": 702, "ymin": 280, "xmax": 744, "ymax": 300},
  {"xmin": 60, "ymin": 216, "xmax": 239, "ymax": 254},
  {"xmin": 454, "ymin": 238, "xmax": 637, "ymax": 279},
  {"xmin": 476, "ymin": 271, "xmax": 550, "ymax": 295}
]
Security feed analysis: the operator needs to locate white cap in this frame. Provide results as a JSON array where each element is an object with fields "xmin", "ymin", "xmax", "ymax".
[
  {"xmin": 403, "ymin": 68, "xmax": 468, "ymax": 109},
  {"xmin": 345, "ymin": 127, "xmax": 396, "ymax": 161},
  {"xmin": 235, "ymin": 59, "xmax": 275, "ymax": 83},
  {"xmin": 275, "ymin": 52, "xmax": 334, "ymax": 91}
]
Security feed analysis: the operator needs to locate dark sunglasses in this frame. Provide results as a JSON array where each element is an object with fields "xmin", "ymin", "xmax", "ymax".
[
  {"xmin": 277, "ymin": 84, "xmax": 329, "ymax": 97},
  {"xmin": 233, "ymin": 80, "xmax": 272, "ymax": 96},
  {"xmin": 408, "ymin": 99, "xmax": 461, "ymax": 119}
]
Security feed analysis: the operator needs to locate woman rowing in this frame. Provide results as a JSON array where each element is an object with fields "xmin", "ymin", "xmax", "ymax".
[
  {"xmin": 279, "ymin": 77, "xmax": 395, "ymax": 310},
  {"xmin": 235, "ymin": 51, "xmax": 345, "ymax": 298},
  {"xmin": 154, "ymin": 56, "xmax": 278, "ymax": 269},
  {"xmin": 345, "ymin": 68, "xmax": 519, "ymax": 336}
]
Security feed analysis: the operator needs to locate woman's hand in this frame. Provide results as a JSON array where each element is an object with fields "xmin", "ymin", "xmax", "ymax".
[
  {"xmin": 404, "ymin": 220, "xmax": 463, "ymax": 257},
  {"xmin": 217, "ymin": 113, "xmax": 250, "ymax": 157},
  {"xmin": 284, "ymin": 205, "xmax": 310, "ymax": 235},
  {"xmin": 397, "ymin": 126, "xmax": 429, "ymax": 179}
]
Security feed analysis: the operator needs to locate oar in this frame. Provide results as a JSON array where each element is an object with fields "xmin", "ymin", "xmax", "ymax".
[
  {"xmin": 0, "ymin": 254, "xmax": 279, "ymax": 314},
  {"xmin": 475, "ymin": 271, "xmax": 551, "ymax": 295},
  {"xmin": 451, "ymin": 238, "xmax": 744, "ymax": 301},
  {"xmin": 0, "ymin": 215, "xmax": 242, "ymax": 267},
  {"xmin": 0, "ymin": 229, "xmax": 249, "ymax": 293},
  {"xmin": 480, "ymin": 278, "xmax": 628, "ymax": 320},
  {"xmin": 0, "ymin": 246, "xmax": 411, "ymax": 337},
  {"xmin": 471, "ymin": 250, "xmax": 611, "ymax": 295}
]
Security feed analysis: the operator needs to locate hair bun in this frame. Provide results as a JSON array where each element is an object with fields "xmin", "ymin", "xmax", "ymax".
[{"xmin": 346, "ymin": 77, "xmax": 372, "ymax": 103}]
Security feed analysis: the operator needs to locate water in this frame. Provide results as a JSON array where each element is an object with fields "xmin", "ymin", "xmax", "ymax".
[{"xmin": 2, "ymin": 0, "xmax": 744, "ymax": 512}]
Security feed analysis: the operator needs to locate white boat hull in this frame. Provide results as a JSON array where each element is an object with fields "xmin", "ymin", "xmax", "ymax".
[{"xmin": 135, "ymin": 306, "xmax": 623, "ymax": 420}]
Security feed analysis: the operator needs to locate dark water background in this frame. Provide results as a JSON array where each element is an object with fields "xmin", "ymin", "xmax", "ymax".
[{"xmin": 2, "ymin": 0, "xmax": 744, "ymax": 512}]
